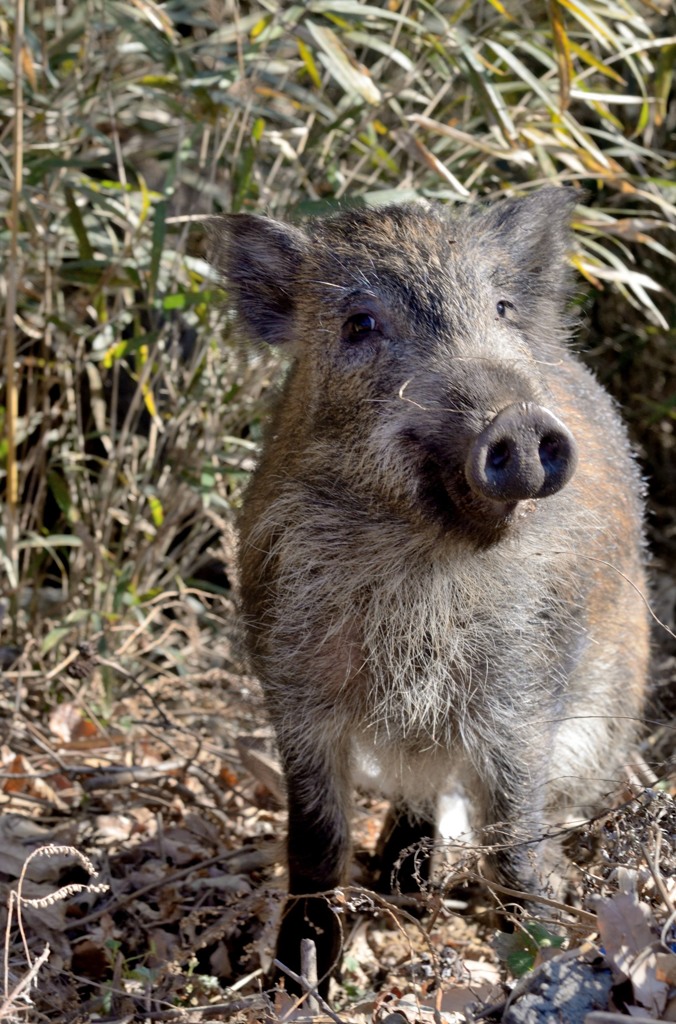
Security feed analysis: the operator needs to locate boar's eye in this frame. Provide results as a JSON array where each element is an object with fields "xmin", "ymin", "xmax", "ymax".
[
  {"xmin": 342, "ymin": 312, "xmax": 379, "ymax": 341},
  {"xmin": 496, "ymin": 300, "xmax": 515, "ymax": 318}
]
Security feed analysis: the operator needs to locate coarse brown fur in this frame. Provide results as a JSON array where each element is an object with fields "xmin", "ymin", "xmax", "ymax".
[{"xmin": 209, "ymin": 189, "xmax": 649, "ymax": 998}]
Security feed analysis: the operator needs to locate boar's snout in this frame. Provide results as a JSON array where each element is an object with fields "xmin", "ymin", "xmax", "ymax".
[{"xmin": 465, "ymin": 402, "xmax": 578, "ymax": 502}]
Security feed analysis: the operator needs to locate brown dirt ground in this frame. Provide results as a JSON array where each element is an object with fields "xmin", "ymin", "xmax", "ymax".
[{"xmin": 1, "ymin": 541, "xmax": 675, "ymax": 1024}]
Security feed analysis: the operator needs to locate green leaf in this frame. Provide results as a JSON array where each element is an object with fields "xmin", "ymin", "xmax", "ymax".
[
  {"xmin": 495, "ymin": 921, "xmax": 565, "ymax": 977},
  {"xmin": 655, "ymin": 45, "xmax": 676, "ymax": 124},
  {"xmin": 47, "ymin": 471, "xmax": 72, "ymax": 516},
  {"xmin": 252, "ymin": 116, "xmax": 265, "ymax": 142},
  {"xmin": 147, "ymin": 495, "xmax": 164, "ymax": 527},
  {"xmin": 42, "ymin": 626, "xmax": 73, "ymax": 654},
  {"xmin": 162, "ymin": 293, "xmax": 187, "ymax": 310},
  {"xmin": 150, "ymin": 199, "xmax": 167, "ymax": 298},
  {"xmin": 65, "ymin": 187, "xmax": 94, "ymax": 261}
]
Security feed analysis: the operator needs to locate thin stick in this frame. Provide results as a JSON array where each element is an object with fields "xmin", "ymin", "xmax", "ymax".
[
  {"xmin": 300, "ymin": 939, "xmax": 319, "ymax": 1015},
  {"xmin": 4, "ymin": 0, "xmax": 25, "ymax": 617},
  {"xmin": 272, "ymin": 960, "xmax": 343, "ymax": 1024}
]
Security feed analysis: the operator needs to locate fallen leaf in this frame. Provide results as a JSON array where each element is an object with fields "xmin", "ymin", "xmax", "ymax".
[{"xmin": 595, "ymin": 871, "xmax": 668, "ymax": 1017}]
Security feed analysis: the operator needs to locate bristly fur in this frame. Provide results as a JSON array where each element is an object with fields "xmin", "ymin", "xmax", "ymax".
[{"xmin": 209, "ymin": 189, "xmax": 649, "ymax": 997}]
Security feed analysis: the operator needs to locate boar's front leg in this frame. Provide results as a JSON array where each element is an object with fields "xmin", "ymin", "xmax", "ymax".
[
  {"xmin": 273, "ymin": 739, "xmax": 352, "ymax": 999},
  {"xmin": 472, "ymin": 748, "xmax": 556, "ymax": 903}
]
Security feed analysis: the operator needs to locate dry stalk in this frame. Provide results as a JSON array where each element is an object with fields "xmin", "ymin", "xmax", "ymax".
[
  {"xmin": 3, "ymin": 0, "xmax": 25, "ymax": 610},
  {"xmin": 3, "ymin": 844, "xmax": 107, "ymax": 1002}
]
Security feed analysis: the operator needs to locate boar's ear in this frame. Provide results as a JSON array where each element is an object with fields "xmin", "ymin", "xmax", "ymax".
[
  {"xmin": 208, "ymin": 215, "xmax": 308, "ymax": 346},
  {"xmin": 483, "ymin": 187, "xmax": 579, "ymax": 293}
]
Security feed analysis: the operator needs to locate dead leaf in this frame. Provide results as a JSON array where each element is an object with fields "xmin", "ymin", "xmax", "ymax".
[
  {"xmin": 2, "ymin": 753, "xmax": 31, "ymax": 794},
  {"xmin": 595, "ymin": 871, "xmax": 668, "ymax": 1017},
  {"xmin": 49, "ymin": 702, "xmax": 86, "ymax": 743},
  {"xmin": 596, "ymin": 892, "xmax": 654, "ymax": 979},
  {"xmin": 656, "ymin": 952, "xmax": 676, "ymax": 985}
]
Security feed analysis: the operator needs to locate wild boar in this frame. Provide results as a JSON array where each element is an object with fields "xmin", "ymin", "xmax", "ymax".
[{"xmin": 210, "ymin": 188, "xmax": 649, "ymax": 996}]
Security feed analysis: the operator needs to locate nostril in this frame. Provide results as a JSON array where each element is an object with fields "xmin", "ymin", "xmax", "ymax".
[
  {"xmin": 488, "ymin": 439, "xmax": 510, "ymax": 471},
  {"xmin": 539, "ymin": 434, "xmax": 563, "ymax": 471}
]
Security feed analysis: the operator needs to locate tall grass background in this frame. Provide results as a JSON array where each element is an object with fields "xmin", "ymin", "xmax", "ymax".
[{"xmin": 1, "ymin": 0, "xmax": 675, "ymax": 661}]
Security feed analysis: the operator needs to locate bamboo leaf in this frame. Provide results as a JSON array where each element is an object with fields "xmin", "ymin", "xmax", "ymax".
[
  {"xmin": 250, "ymin": 14, "xmax": 272, "ymax": 39},
  {"xmin": 548, "ymin": 0, "xmax": 572, "ymax": 110},
  {"xmin": 487, "ymin": 39, "xmax": 560, "ymax": 116},
  {"xmin": 654, "ymin": 44, "xmax": 676, "ymax": 125},
  {"xmin": 405, "ymin": 134, "xmax": 470, "ymax": 196},
  {"xmin": 306, "ymin": 1, "xmax": 423, "ymax": 30},
  {"xmin": 306, "ymin": 20, "xmax": 381, "ymax": 104},
  {"xmin": 297, "ymin": 37, "xmax": 323, "ymax": 88},
  {"xmin": 455, "ymin": 31, "xmax": 517, "ymax": 143},
  {"xmin": 64, "ymin": 187, "xmax": 94, "ymax": 261},
  {"xmin": 555, "ymin": 0, "xmax": 618, "ymax": 49},
  {"xmin": 486, "ymin": 0, "xmax": 514, "ymax": 19},
  {"xmin": 568, "ymin": 39, "xmax": 626, "ymax": 84},
  {"xmin": 149, "ymin": 199, "xmax": 167, "ymax": 298},
  {"xmin": 343, "ymin": 30, "xmax": 416, "ymax": 72},
  {"xmin": 408, "ymin": 114, "xmax": 535, "ymax": 166},
  {"xmin": 47, "ymin": 472, "xmax": 72, "ymax": 516}
]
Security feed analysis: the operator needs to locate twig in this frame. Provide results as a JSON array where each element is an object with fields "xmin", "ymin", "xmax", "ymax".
[
  {"xmin": 4, "ymin": 0, "xmax": 25, "ymax": 617},
  {"xmin": 479, "ymin": 878, "xmax": 597, "ymax": 926},
  {"xmin": 138, "ymin": 997, "xmax": 270, "ymax": 1020},
  {"xmin": 0, "ymin": 943, "xmax": 50, "ymax": 1017},
  {"xmin": 79, "ymin": 758, "xmax": 191, "ymax": 791},
  {"xmin": 640, "ymin": 837, "xmax": 676, "ymax": 951},
  {"xmin": 272, "ymin": 960, "xmax": 343, "ymax": 1024},
  {"xmin": 301, "ymin": 939, "xmax": 320, "ymax": 1015}
]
